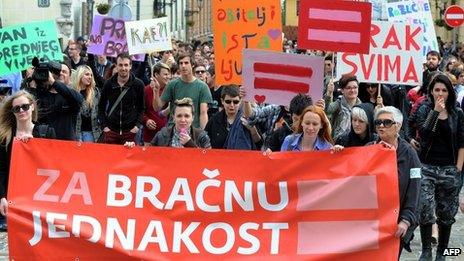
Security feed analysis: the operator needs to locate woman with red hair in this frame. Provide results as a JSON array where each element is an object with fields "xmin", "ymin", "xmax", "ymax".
[{"xmin": 280, "ymin": 105, "xmax": 333, "ymax": 151}]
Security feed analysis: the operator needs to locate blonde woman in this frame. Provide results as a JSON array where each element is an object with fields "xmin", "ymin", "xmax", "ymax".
[
  {"xmin": 73, "ymin": 65, "xmax": 101, "ymax": 142},
  {"xmin": 0, "ymin": 91, "xmax": 55, "ymax": 218}
]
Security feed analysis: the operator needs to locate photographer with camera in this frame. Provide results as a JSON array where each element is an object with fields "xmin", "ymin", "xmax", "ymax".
[{"xmin": 24, "ymin": 58, "xmax": 83, "ymax": 140}]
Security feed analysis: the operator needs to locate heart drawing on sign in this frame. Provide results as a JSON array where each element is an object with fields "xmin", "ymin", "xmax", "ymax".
[
  {"xmin": 254, "ymin": 95, "xmax": 266, "ymax": 104},
  {"xmin": 267, "ymin": 29, "xmax": 281, "ymax": 40}
]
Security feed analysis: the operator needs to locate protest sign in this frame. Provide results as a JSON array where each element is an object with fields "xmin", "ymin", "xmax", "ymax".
[
  {"xmin": 212, "ymin": 0, "xmax": 282, "ymax": 85},
  {"xmin": 369, "ymin": 0, "xmax": 388, "ymax": 21},
  {"xmin": 242, "ymin": 49, "xmax": 324, "ymax": 105},
  {"xmin": 297, "ymin": 0, "xmax": 372, "ymax": 54},
  {"xmin": 9, "ymin": 139, "xmax": 400, "ymax": 260},
  {"xmin": 124, "ymin": 17, "xmax": 172, "ymax": 55},
  {"xmin": 0, "ymin": 20, "xmax": 62, "ymax": 75},
  {"xmin": 337, "ymin": 21, "xmax": 423, "ymax": 85},
  {"xmin": 87, "ymin": 15, "xmax": 144, "ymax": 61},
  {"xmin": 386, "ymin": 0, "xmax": 438, "ymax": 58}
]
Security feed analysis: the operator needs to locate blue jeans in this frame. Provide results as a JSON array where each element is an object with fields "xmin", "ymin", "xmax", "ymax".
[{"xmin": 81, "ymin": 131, "xmax": 95, "ymax": 142}]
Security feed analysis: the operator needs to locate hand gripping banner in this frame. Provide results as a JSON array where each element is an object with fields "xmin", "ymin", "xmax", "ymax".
[{"xmin": 8, "ymin": 139, "xmax": 400, "ymax": 260}]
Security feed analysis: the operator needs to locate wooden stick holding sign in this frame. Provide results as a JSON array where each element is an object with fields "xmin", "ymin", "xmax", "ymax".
[{"xmin": 376, "ymin": 82, "xmax": 383, "ymax": 109}]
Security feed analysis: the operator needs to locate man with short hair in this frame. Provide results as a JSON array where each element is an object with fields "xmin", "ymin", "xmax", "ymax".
[
  {"xmin": 142, "ymin": 63, "xmax": 171, "ymax": 143},
  {"xmin": 153, "ymin": 54, "xmax": 212, "ymax": 129},
  {"xmin": 68, "ymin": 42, "xmax": 86, "ymax": 69},
  {"xmin": 98, "ymin": 53, "xmax": 145, "ymax": 144}
]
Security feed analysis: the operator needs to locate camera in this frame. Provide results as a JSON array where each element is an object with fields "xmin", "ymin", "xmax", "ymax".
[{"xmin": 31, "ymin": 57, "xmax": 62, "ymax": 83}]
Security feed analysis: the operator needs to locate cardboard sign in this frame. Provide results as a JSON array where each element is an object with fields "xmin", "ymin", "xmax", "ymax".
[
  {"xmin": 8, "ymin": 139, "xmax": 400, "ymax": 259},
  {"xmin": 369, "ymin": 0, "xmax": 388, "ymax": 21},
  {"xmin": 212, "ymin": 0, "xmax": 282, "ymax": 85},
  {"xmin": 337, "ymin": 21, "xmax": 423, "ymax": 85},
  {"xmin": 0, "ymin": 20, "xmax": 62, "ymax": 75},
  {"xmin": 124, "ymin": 17, "xmax": 172, "ymax": 55},
  {"xmin": 297, "ymin": 0, "xmax": 372, "ymax": 54},
  {"xmin": 87, "ymin": 15, "xmax": 144, "ymax": 61},
  {"xmin": 242, "ymin": 49, "xmax": 324, "ymax": 105},
  {"xmin": 386, "ymin": 0, "xmax": 439, "ymax": 58}
]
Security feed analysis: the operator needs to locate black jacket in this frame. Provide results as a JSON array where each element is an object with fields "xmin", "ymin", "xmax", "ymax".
[
  {"xmin": 27, "ymin": 81, "xmax": 83, "ymax": 140},
  {"xmin": 336, "ymin": 103, "xmax": 376, "ymax": 147},
  {"xmin": 0, "ymin": 124, "xmax": 55, "ymax": 198},
  {"xmin": 415, "ymin": 100, "xmax": 464, "ymax": 164},
  {"xmin": 151, "ymin": 126, "xmax": 211, "ymax": 148},
  {"xmin": 98, "ymin": 73, "xmax": 145, "ymax": 133},
  {"xmin": 205, "ymin": 110, "xmax": 260, "ymax": 149},
  {"xmin": 368, "ymin": 138, "xmax": 421, "ymax": 226}
]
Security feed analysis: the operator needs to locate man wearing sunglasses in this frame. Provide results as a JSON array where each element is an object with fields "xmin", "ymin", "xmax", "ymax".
[{"xmin": 205, "ymin": 85, "xmax": 261, "ymax": 149}]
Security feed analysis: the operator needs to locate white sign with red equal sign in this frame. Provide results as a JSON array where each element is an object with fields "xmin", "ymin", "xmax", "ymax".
[
  {"xmin": 444, "ymin": 5, "xmax": 464, "ymax": 28},
  {"xmin": 242, "ymin": 49, "xmax": 324, "ymax": 105},
  {"xmin": 297, "ymin": 0, "xmax": 372, "ymax": 54}
]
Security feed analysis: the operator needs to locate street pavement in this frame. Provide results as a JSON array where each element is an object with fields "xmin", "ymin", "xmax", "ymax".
[{"xmin": 0, "ymin": 200, "xmax": 462, "ymax": 260}]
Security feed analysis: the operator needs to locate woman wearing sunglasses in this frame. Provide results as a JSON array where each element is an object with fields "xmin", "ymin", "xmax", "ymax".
[
  {"xmin": 0, "ymin": 91, "xmax": 55, "ymax": 219},
  {"xmin": 369, "ymin": 106, "xmax": 421, "ymax": 258},
  {"xmin": 415, "ymin": 74, "xmax": 464, "ymax": 260},
  {"xmin": 205, "ymin": 85, "xmax": 261, "ymax": 149}
]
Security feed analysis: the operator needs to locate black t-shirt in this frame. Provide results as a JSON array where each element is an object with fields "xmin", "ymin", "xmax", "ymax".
[
  {"xmin": 81, "ymin": 114, "xmax": 92, "ymax": 132},
  {"xmin": 208, "ymin": 86, "xmax": 223, "ymax": 118},
  {"xmin": 426, "ymin": 119, "xmax": 454, "ymax": 166}
]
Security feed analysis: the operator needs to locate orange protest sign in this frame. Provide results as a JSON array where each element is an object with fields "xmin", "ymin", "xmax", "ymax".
[
  {"xmin": 212, "ymin": 0, "xmax": 282, "ymax": 85},
  {"xmin": 8, "ymin": 139, "xmax": 400, "ymax": 260}
]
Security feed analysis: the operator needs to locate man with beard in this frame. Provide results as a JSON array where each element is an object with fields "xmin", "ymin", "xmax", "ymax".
[{"xmin": 98, "ymin": 53, "xmax": 145, "ymax": 144}]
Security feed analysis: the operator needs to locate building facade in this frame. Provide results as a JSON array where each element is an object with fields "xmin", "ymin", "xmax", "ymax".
[{"xmin": 0, "ymin": 0, "xmax": 212, "ymax": 45}]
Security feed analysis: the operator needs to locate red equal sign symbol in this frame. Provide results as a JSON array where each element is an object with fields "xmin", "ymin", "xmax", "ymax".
[{"xmin": 253, "ymin": 63, "xmax": 313, "ymax": 93}]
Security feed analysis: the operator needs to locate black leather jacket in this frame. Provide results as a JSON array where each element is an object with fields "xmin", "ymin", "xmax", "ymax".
[{"xmin": 416, "ymin": 100, "xmax": 464, "ymax": 164}]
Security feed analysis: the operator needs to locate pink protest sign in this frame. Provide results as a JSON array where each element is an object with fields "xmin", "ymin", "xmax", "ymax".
[
  {"xmin": 87, "ymin": 15, "xmax": 144, "ymax": 61},
  {"xmin": 242, "ymin": 49, "xmax": 324, "ymax": 105}
]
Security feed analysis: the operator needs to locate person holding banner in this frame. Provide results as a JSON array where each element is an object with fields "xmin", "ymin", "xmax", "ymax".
[
  {"xmin": 0, "ymin": 91, "xmax": 55, "ymax": 218},
  {"xmin": 151, "ymin": 98, "xmax": 211, "ymax": 148},
  {"xmin": 415, "ymin": 73, "xmax": 464, "ymax": 261},
  {"xmin": 368, "ymin": 106, "xmax": 421, "ymax": 258},
  {"xmin": 280, "ymin": 105, "xmax": 333, "ymax": 152}
]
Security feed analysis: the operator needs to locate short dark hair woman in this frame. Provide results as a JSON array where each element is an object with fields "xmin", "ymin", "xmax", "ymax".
[
  {"xmin": 415, "ymin": 73, "xmax": 464, "ymax": 260},
  {"xmin": 335, "ymin": 103, "xmax": 376, "ymax": 147},
  {"xmin": 151, "ymin": 98, "xmax": 211, "ymax": 148}
]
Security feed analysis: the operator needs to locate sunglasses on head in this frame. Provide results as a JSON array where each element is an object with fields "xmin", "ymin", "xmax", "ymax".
[
  {"xmin": 374, "ymin": 119, "xmax": 396, "ymax": 128},
  {"xmin": 12, "ymin": 103, "xmax": 31, "ymax": 113},
  {"xmin": 224, "ymin": 100, "xmax": 240, "ymax": 105}
]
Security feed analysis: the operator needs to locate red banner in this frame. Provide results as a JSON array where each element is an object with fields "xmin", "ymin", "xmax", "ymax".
[{"xmin": 8, "ymin": 139, "xmax": 400, "ymax": 260}]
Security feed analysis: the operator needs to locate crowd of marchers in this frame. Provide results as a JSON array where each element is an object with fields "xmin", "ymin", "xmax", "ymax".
[{"xmin": 0, "ymin": 36, "xmax": 464, "ymax": 260}]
